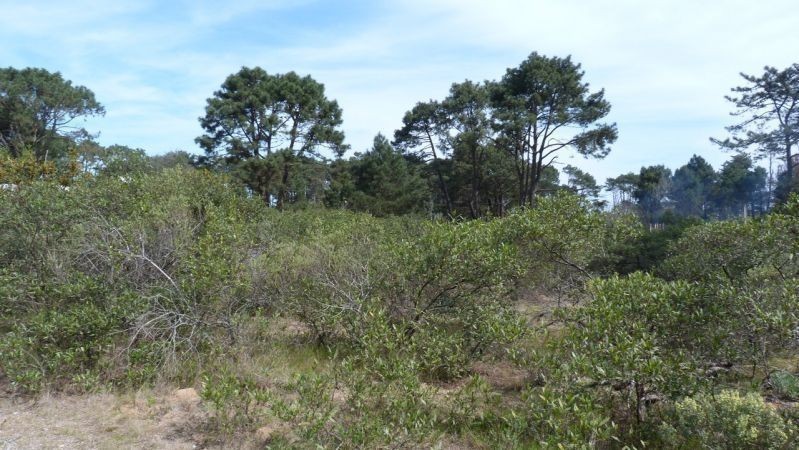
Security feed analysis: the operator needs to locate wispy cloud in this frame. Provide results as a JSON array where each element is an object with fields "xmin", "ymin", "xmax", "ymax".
[{"xmin": 2, "ymin": 0, "xmax": 797, "ymax": 182}]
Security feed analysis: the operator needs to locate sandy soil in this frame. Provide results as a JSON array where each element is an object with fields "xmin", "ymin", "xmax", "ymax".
[{"xmin": 0, "ymin": 388, "xmax": 205, "ymax": 450}]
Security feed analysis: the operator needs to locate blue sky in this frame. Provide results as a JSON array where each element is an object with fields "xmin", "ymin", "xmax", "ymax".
[{"xmin": 2, "ymin": 0, "xmax": 798, "ymax": 184}]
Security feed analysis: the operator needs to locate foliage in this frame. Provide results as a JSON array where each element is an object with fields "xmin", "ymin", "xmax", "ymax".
[
  {"xmin": 0, "ymin": 148, "xmax": 81, "ymax": 185},
  {"xmin": 196, "ymin": 67, "xmax": 346, "ymax": 206},
  {"xmin": 563, "ymin": 164, "xmax": 603, "ymax": 206},
  {"xmin": 0, "ymin": 168, "xmax": 270, "ymax": 390},
  {"xmin": 609, "ymin": 152, "xmax": 772, "ymax": 221},
  {"xmin": 394, "ymin": 53, "xmax": 616, "ymax": 216},
  {"xmin": 492, "ymin": 52, "xmax": 617, "ymax": 206},
  {"xmin": 554, "ymin": 273, "xmax": 704, "ymax": 428},
  {"xmin": 0, "ymin": 67, "xmax": 104, "ymax": 160},
  {"xmin": 670, "ymin": 154, "xmax": 716, "ymax": 218},
  {"xmin": 634, "ymin": 164, "xmax": 672, "ymax": 224},
  {"xmin": 603, "ymin": 212, "xmax": 700, "ymax": 275},
  {"xmin": 659, "ymin": 390, "xmax": 797, "ymax": 449},
  {"xmin": 507, "ymin": 192, "xmax": 635, "ymax": 299},
  {"xmin": 712, "ymin": 63, "xmax": 799, "ymax": 201},
  {"xmin": 393, "ymin": 98, "xmax": 456, "ymax": 216},
  {"xmin": 0, "ymin": 174, "xmax": 86, "ymax": 275},
  {"xmin": 713, "ymin": 153, "xmax": 768, "ymax": 218},
  {"xmin": 2, "ymin": 143, "xmax": 798, "ymax": 448},
  {"xmin": 200, "ymin": 370, "xmax": 272, "ymax": 435},
  {"xmin": 0, "ymin": 275, "xmax": 141, "ymax": 393},
  {"xmin": 327, "ymin": 134, "xmax": 430, "ymax": 216},
  {"xmin": 76, "ymin": 142, "xmax": 154, "ymax": 177},
  {"xmin": 769, "ymin": 371, "xmax": 799, "ymax": 401},
  {"xmin": 660, "ymin": 203, "xmax": 799, "ymax": 284},
  {"xmin": 522, "ymin": 387, "xmax": 616, "ymax": 448}
]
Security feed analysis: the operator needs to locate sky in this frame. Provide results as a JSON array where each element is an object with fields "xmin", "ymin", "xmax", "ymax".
[{"xmin": 1, "ymin": 0, "xmax": 798, "ymax": 185}]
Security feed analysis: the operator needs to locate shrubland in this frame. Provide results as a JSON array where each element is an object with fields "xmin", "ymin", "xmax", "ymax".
[{"xmin": 1, "ymin": 159, "xmax": 798, "ymax": 448}]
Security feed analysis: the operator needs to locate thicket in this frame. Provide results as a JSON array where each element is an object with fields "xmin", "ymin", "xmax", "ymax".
[{"xmin": 1, "ymin": 160, "xmax": 798, "ymax": 448}]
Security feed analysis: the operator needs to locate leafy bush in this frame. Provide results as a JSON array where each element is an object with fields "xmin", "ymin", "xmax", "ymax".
[
  {"xmin": 0, "ymin": 180, "xmax": 88, "ymax": 276},
  {"xmin": 389, "ymin": 213, "xmax": 522, "ymax": 326},
  {"xmin": 769, "ymin": 371, "xmax": 799, "ymax": 401},
  {"xmin": 656, "ymin": 206, "xmax": 799, "ymax": 376},
  {"xmin": 507, "ymin": 192, "xmax": 641, "ymax": 302},
  {"xmin": 522, "ymin": 387, "xmax": 616, "ymax": 448},
  {"xmin": 200, "ymin": 370, "xmax": 272, "ymax": 436},
  {"xmin": 602, "ymin": 212, "xmax": 700, "ymax": 275},
  {"xmin": 659, "ymin": 390, "xmax": 797, "ymax": 449},
  {"xmin": 0, "ymin": 283, "xmax": 141, "ymax": 393},
  {"xmin": 551, "ymin": 273, "xmax": 703, "ymax": 428},
  {"xmin": 263, "ymin": 210, "xmax": 392, "ymax": 344},
  {"xmin": 660, "ymin": 205, "xmax": 798, "ymax": 284}
]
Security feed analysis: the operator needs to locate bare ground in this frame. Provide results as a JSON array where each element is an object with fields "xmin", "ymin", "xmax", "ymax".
[{"xmin": 0, "ymin": 387, "xmax": 207, "ymax": 450}]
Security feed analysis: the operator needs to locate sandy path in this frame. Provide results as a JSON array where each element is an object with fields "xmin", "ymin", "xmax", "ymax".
[{"xmin": 0, "ymin": 389, "xmax": 204, "ymax": 450}]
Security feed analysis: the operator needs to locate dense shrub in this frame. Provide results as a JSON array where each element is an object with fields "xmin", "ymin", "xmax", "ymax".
[
  {"xmin": 0, "ymin": 168, "xmax": 272, "ymax": 389},
  {"xmin": 660, "ymin": 200, "xmax": 799, "ymax": 284},
  {"xmin": 549, "ymin": 273, "xmax": 704, "ymax": 429},
  {"xmin": 656, "ymin": 200, "xmax": 799, "ymax": 376},
  {"xmin": 769, "ymin": 371, "xmax": 799, "ymax": 401},
  {"xmin": 2, "ymin": 164, "xmax": 797, "ymax": 448},
  {"xmin": 0, "ymin": 277, "xmax": 142, "ymax": 392},
  {"xmin": 659, "ymin": 390, "xmax": 797, "ymax": 449},
  {"xmin": 602, "ymin": 212, "xmax": 701, "ymax": 275}
]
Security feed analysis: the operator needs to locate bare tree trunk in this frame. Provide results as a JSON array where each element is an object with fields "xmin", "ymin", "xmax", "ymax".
[
  {"xmin": 426, "ymin": 130, "xmax": 453, "ymax": 218},
  {"xmin": 277, "ymin": 160, "xmax": 290, "ymax": 210}
]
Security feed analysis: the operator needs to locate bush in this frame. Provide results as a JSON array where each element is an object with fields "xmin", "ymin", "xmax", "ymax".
[
  {"xmin": 507, "ymin": 192, "xmax": 642, "ymax": 303},
  {"xmin": 602, "ymin": 212, "xmax": 700, "ymax": 275},
  {"xmin": 659, "ymin": 390, "xmax": 797, "ymax": 449},
  {"xmin": 660, "ymin": 206, "xmax": 798, "ymax": 284},
  {"xmin": 657, "ymin": 208, "xmax": 799, "ymax": 377},
  {"xmin": 200, "ymin": 370, "xmax": 272, "ymax": 436},
  {"xmin": 769, "ymin": 371, "xmax": 799, "ymax": 401},
  {"xmin": 522, "ymin": 387, "xmax": 616, "ymax": 448},
  {"xmin": 0, "ymin": 284, "xmax": 141, "ymax": 393}
]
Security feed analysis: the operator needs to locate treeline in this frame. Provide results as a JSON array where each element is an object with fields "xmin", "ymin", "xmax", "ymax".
[
  {"xmin": 2, "ymin": 60, "xmax": 798, "ymax": 221},
  {"xmin": 608, "ymin": 153, "xmax": 772, "ymax": 223},
  {"xmin": 191, "ymin": 56, "xmax": 616, "ymax": 218}
]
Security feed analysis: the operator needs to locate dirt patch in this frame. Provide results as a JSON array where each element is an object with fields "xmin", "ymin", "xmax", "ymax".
[
  {"xmin": 0, "ymin": 388, "xmax": 207, "ymax": 449},
  {"xmin": 472, "ymin": 361, "xmax": 530, "ymax": 392},
  {"xmin": 515, "ymin": 287, "xmax": 564, "ymax": 314}
]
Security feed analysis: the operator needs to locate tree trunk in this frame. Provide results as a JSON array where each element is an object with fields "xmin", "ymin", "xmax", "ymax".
[
  {"xmin": 277, "ymin": 159, "xmax": 290, "ymax": 210},
  {"xmin": 426, "ymin": 130, "xmax": 453, "ymax": 218}
]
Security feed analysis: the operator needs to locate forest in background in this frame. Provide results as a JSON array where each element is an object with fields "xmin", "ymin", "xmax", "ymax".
[{"xmin": 1, "ymin": 55, "xmax": 799, "ymax": 448}]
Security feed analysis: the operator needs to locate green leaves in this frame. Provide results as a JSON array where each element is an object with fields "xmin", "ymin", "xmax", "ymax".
[
  {"xmin": 394, "ymin": 53, "xmax": 616, "ymax": 215},
  {"xmin": 327, "ymin": 134, "xmax": 431, "ymax": 216},
  {"xmin": 712, "ymin": 63, "xmax": 799, "ymax": 201},
  {"xmin": 197, "ymin": 67, "xmax": 347, "ymax": 206},
  {"xmin": 0, "ymin": 67, "xmax": 104, "ymax": 160},
  {"xmin": 659, "ymin": 390, "xmax": 798, "ymax": 449}
]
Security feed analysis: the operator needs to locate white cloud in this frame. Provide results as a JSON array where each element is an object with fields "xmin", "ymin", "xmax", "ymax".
[{"xmin": 2, "ymin": 0, "xmax": 797, "ymax": 180}]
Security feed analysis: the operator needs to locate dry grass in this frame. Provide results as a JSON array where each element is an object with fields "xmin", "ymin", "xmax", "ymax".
[{"xmin": 0, "ymin": 386, "xmax": 206, "ymax": 450}]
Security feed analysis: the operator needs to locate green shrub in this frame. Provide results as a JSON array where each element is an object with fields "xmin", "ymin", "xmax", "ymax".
[
  {"xmin": 0, "ymin": 180, "xmax": 88, "ymax": 276},
  {"xmin": 660, "ymin": 208, "xmax": 798, "ymax": 284},
  {"xmin": 330, "ymin": 306, "xmax": 439, "ymax": 448},
  {"xmin": 523, "ymin": 387, "xmax": 616, "ymax": 448},
  {"xmin": 389, "ymin": 212, "xmax": 522, "ymax": 327},
  {"xmin": 507, "ymin": 192, "xmax": 637, "ymax": 296},
  {"xmin": 601, "ymin": 212, "xmax": 700, "ymax": 275},
  {"xmin": 769, "ymin": 371, "xmax": 799, "ymax": 401},
  {"xmin": 200, "ymin": 370, "xmax": 271, "ymax": 436},
  {"xmin": 539, "ymin": 272, "xmax": 706, "ymax": 438},
  {"xmin": 659, "ymin": 390, "xmax": 797, "ymax": 449},
  {"xmin": 0, "ymin": 289, "xmax": 139, "ymax": 393}
]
